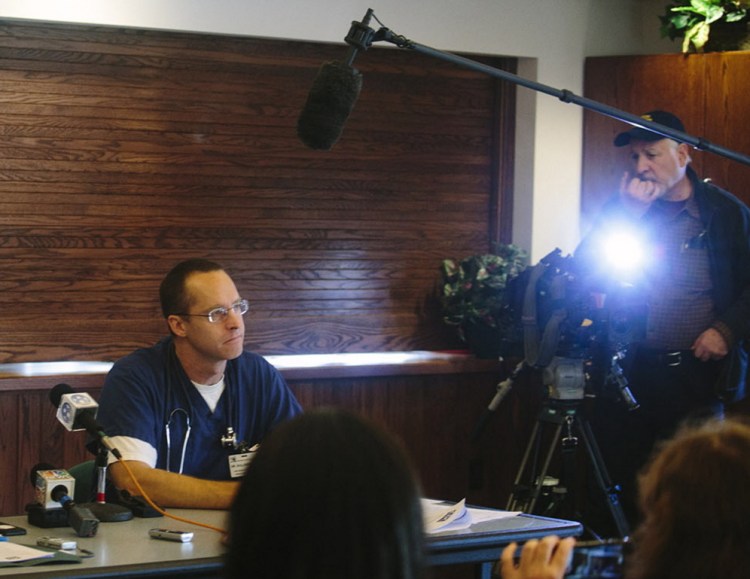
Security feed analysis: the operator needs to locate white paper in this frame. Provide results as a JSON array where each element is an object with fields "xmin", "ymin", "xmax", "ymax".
[
  {"xmin": 422, "ymin": 498, "xmax": 521, "ymax": 534},
  {"xmin": 466, "ymin": 505, "xmax": 521, "ymax": 523},
  {"xmin": 422, "ymin": 498, "xmax": 471, "ymax": 533},
  {"xmin": 0, "ymin": 542, "xmax": 55, "ymax": 563}
]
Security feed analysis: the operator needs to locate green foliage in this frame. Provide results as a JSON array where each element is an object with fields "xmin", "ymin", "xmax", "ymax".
[
  {"xmin": 659, "ymin": 0, "xmax": 749, "ymax": 52},
  {"xmin": 440, "ymin": 243, "xmax": 528, "ymax": 333}
]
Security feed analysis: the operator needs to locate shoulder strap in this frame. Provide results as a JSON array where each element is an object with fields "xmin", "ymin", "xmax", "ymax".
[{"xmin": 522, "ymin": 261, "xmax": 568, "ymax": 368}]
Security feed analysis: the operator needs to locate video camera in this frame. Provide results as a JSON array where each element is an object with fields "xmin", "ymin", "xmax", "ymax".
[{"xmin": 510, "ymin": 248, "xmax": 643, "ymax": 408}]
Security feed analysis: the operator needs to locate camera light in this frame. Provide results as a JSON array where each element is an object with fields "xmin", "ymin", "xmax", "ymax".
[{"xmin": 602, "ymin": 231, "xmax": 645, "ymax": 275}]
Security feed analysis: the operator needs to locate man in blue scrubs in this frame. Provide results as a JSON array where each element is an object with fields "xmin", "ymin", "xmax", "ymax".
[{"xmin": 97, "ymin": 258, "xmax": 302, "ymax": 509}]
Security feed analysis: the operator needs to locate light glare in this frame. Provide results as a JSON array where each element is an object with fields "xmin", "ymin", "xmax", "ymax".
[{"xmin": 603, "ymin": 232, "xmax": 644, "ymax": 273}]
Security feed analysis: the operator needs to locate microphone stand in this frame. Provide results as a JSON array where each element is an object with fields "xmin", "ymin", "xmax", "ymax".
[
  {"xmin": 349, "ymin": 12, "xmax": 750, "ymax": 167},
  {"xmin": 79, "ymin": 446, "xmax": 133, "ymax": 523}
]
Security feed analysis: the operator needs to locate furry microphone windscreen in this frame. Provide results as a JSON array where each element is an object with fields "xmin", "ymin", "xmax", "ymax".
[{"xmin": 297, "ymin": 61, "xmax": 363, "ymax": 150}]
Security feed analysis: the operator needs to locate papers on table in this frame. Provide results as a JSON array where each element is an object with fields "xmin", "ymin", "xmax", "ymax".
[
  {"xmin": 422, "ymin": 498, "xmax": 471, "ymax": 533},
  {"xmin": 421, "ymin": 498, "xmax": 520, "ymax": 534},
  {"xmin": 0, "ymin": 541, "xmax": 55, "ymax": 563}
]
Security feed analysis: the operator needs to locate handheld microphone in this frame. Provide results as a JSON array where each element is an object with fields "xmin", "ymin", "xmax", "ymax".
[
  {"xmin": 50, "ymin": 484, "xmax": 99, "ymax": 537},
  {"xmin": 51, "ymin": 383, "xmax": 98, "ymax": 432},
  {"xmin": 50, "ymin": 383, "xmax": 121, "ymax": 459},
  {"xmin": 30, "ymin": 464, "xmax": 99, "ymax": 537},
  {"xmin": 297, "ymin": 9, "xmax": 374, "ymax": 150},
  {"xmin": 31, "ymin": 463, "xmax": 76, "ymax": 509}
]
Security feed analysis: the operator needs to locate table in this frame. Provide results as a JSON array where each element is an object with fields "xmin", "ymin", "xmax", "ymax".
[
  {"xmin": 0, "ymin": 507, "xmax": 582, "ymax": 578},
  {"xmin": 0, "ymin": 509, "xmax": 227, "ymax": 578},
  {"xmin": 425, "ymin": 509, "xmax": 582, "ymax": 578}
]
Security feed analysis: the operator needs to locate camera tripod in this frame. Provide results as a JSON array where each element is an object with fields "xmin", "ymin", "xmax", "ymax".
[{"xmin": 507, "ymin": 397, "xmax": 630, "ymax": 540}]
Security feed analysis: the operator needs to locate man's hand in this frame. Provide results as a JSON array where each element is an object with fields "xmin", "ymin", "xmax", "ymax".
[
  {"xmin": 691, "ymin": 328, "xmax": 729, "ymax": 362},
  {"xmin": 500, "ymin": 536, "xmax": 575, "ymax": 579},
  {"xmin": 620, "ymin": 172, "xmax": 664, "ymax": 209}
]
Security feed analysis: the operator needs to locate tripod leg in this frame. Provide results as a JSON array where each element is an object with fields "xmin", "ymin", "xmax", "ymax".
[
  {"xmin": 507, "ymin": 419, "xmax": 542, "ymax": 511},
  {"xmin": 507, "ymin": 415, "xmax": 563, "ymax": 514},
  {"xmin": 577, "ymin": 415, "xmax": 630, "ymax": 539},
  {"xmin": 528, "ymin": 422, "xmax": 563, "ymax": 514}
]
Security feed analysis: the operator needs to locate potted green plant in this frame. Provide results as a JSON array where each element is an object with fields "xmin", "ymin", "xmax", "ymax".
[
  {"xmin": 440, "ymin": 243, "xmax": 528, "ymax": 359},
  {"xmin": 659, "ymin": 0, "xmax": 750, "ymax": 52}
]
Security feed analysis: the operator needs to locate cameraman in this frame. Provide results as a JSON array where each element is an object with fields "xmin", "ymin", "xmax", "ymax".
[{"xmin": 575, "ymin": 110, "xmax": 750, "ymax": 531}]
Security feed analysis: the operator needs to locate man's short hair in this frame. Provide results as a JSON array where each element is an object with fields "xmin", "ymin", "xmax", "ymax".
[{"xmin": 159, "ymin": 258, "xmax": 224, "ymax": 318}]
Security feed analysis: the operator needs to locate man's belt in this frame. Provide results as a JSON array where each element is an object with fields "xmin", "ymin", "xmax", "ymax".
[{"xmin": 635, "ymin": 348, "xmax": 691, "ymax": 367}]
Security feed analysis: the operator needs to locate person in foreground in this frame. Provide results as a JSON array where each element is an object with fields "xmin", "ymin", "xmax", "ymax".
[
  {"xmin": 625, "ymin": 417, "xmax": 750, "ymax": 579},
  {"xmin": 501, "ymin": 417, "xmax": 750, "ymax": 579},
  {"xmin": 97, "ymin": 258, "xmax": 302, "ymax": 509},
  {"xmin": 225, "ymin": 408, "xmax": 425, "ymax": 579}
]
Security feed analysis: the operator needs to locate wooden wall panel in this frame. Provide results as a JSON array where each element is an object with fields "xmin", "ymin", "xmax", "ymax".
[
  {"xmin": 702, "ymin": 52, "xmax": 750, "ymax": 197},
  {"xmin": 0, "ymin": 394, "xmax": 20, "ymax": 512},
  {"xmin": 0, "ymin": 19, "xmax": 516, "ymax": 362}
]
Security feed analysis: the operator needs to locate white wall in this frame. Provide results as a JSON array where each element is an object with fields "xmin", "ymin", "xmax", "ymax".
[{"xmin": 0, "ymin": 0, "xmax": 677, "ymax": 260}]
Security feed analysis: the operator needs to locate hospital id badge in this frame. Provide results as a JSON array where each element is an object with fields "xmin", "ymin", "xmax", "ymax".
[{"xmin": 227, "ymin": 444, "xmax": 259, "ymax": 478}]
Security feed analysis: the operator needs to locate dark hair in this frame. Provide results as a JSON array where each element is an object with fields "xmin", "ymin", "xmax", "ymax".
[
  {"xmin": 626, "ymin": 418, "xmax": 750, "ymax": 579},
  {"xmin": 225, "ymin": 409, "xmax": 425, "ymax": 579},
  {"xmin": 159, "ymin": 258, "xmax": 224, "ymax": 318}
]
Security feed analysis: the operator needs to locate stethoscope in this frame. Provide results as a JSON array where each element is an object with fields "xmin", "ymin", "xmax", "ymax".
[
  {"xmin": 163, "ymin": 341, "xmax": 239, "ymax": 473},
  {"xmin": 165, "ymin": 407, "xmax": 191, "ymax": 474}
]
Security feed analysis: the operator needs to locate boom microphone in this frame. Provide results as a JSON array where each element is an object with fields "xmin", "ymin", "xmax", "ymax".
[
  {"xmin": 297, "ymin": 9, "xmax": 374, "ymax": 150},
  {"xmin": 297, "ymin": 62, "xmax": 362, "ymax": 150},
  {"xmin": 50, "ymin": 383, "xmax": 121, "ymax": 459}
]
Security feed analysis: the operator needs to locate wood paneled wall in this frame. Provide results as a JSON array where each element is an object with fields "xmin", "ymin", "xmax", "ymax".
[{"xmin": 0, "ymin": 19, "xmax": 516, "ymax": 362}]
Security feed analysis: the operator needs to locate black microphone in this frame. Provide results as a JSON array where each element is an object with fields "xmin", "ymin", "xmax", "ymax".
[
  {"xmin": 50, "ymin": 484, "xmax": 99, "ymax": 537},
  {"xmin": 297, "ymin": 9, "xmax": 374, "ymax": 150},
  {"xmin": 30, "ymin": 463, "xmax": 99, "ymax": 537},
  {"xmin": 50, "ymin": 383, "xmax": 122, "ymax": 459}
]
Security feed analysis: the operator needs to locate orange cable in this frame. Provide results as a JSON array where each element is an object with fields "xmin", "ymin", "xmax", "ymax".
[{"xmin": 117, "ymin": 458, "xmax": 227, "ymax": 534}]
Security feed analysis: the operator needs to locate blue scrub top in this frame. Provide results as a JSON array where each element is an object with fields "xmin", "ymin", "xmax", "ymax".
[{"xmin": 97, "ymin": 337, "xmax": 302, "ymax": 480}]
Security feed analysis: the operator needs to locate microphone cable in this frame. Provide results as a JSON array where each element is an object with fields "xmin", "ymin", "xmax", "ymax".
[{"xmin": 115, "ymin": 459, "xmax": 226, "ymax": 534}]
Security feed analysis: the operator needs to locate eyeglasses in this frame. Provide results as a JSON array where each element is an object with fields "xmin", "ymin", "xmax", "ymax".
[{"xmin": 176, "ymin": 299, "xmax": 250, "ymax": 324}]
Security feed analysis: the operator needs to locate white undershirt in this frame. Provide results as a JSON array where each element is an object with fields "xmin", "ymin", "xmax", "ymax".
[{"xmin": 191, "ymin": 376, "xmax": 225, "ymax": 412}]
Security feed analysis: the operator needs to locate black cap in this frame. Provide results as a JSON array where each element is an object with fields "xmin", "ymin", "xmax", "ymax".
[{"xmin": 614, "ymin": 110, "xmax": 685, "ymax": 147}]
